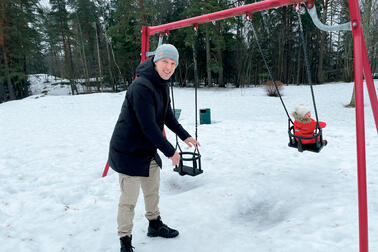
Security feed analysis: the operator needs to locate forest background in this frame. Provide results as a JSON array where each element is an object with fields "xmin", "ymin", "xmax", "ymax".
[{"xmin": 0, "ymin": 0, "xmax": 377, "ymax": 103}]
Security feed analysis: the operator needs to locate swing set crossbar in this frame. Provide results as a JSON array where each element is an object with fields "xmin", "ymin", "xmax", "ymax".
[
  {"xmin": 148, "ymin": 0, "xmax": 302, "ymax": 35},
  {"xmin": 141, "ymin": 0, "xmax": 305, "ymax": 62}
]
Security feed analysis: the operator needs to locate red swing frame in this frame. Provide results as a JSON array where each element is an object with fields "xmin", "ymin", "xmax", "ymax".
[{"xmin": 103, "ymin": 1, "xmax": 378, "ymax": 251}]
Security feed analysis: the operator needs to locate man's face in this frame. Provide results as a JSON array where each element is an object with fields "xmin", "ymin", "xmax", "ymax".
[{"xmin": 154, "ymin": 58, "xmax": 177, "ymax": 80}]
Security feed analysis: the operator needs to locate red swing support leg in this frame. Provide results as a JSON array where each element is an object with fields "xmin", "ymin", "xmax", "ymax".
[
  {"xmin": 353, "ymin": 30, "xmax": 368, "ymax": 252},
  {"xmin": 102, "ymin": 161, "xmax": 110, "ymax": 177},
  {"xmin": 362, "ymin": 40, "xmax": 378, "ymax": 133}
]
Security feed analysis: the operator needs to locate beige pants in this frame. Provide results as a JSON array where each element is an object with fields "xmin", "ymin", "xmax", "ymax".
[{"xmin": 117, "ymin": 160, "xmax": 160, "ymax": 237}]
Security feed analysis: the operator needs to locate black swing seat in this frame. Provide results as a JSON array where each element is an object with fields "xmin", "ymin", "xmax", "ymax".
[
  {"xmin": 288, "ymin": 126, "xmax": 327, "ymax": 153},
  {"xmin": 173, "ymin": 151, "xmax": 203, "ymax": 176}
]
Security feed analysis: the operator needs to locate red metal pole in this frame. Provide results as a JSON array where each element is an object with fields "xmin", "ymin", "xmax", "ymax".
[
  {"xmin": 141, "ymin": 26, "xmax": 150, "ymax": 63},
  {"xmin": 362, "ymin": 39, "xmax": 378, "ymax": 133},
  {"xmin": 102, "ymin": 161, "xmax": 110, "ymax": 177},
  {"xmin": 147, "ymin": 0, "xmax": 305, "ymax": 35},
  {"xmin": 348, "ymin": 0, "xmax": 368, "ymax": 251}
]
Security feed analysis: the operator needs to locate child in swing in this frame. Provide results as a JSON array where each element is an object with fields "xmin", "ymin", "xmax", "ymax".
[{"xmin": 292, "ymin": 104, "xmax": 327, "ymax": 145}]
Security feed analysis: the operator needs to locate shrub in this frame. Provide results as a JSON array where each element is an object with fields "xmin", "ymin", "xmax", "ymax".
[{"xmin": 264, "ymin": 80, "xmax": 284, "ymax": 97}]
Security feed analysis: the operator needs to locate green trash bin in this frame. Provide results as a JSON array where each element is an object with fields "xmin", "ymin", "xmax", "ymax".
[
  {"xmin": 200, "ymin": 108, "xmax": 211, "ymax": 124},
  {"xmin": 173, "ymin": 109, "xmax": 181, "ymax": 120}
]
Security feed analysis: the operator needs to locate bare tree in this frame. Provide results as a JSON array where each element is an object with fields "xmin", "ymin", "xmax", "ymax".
[
  {"xmin": 0, "ymin": 2, "xmax": 16, "ymax": 100},
  {"xmin": 347, "ymin": 0, "xmax": 374, "ymax": 107},
  {"xmin": 317, "ymin": 0, "xmax": 330, "ymax": 84}
]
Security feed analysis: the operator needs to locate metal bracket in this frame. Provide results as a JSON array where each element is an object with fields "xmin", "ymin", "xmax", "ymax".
[
  {"xmin": 193, "ymin": 23, "xmax": 199, "ymax": 31},
  {"xmin": 146, "ymin": 51, "xmax": 155, "ymax": 57},
  {"xmin": 306, "ymin": 4, "xmax": 351, "ymax": 31},
  {"xmin": 147, "ymin": 30, "xmax": 171, "ymax": 57},
  {"xmin": 158, "ymin": 33, "xmax": 164, "ymax": 46},
  {"xmin": 306, "ymin": 0, "xmax": 315, "ymax": 10}
]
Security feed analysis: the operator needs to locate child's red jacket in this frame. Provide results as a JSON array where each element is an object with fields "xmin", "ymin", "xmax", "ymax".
[{"xmin": 293, "ymin": 118, "xmax": 326, "ymax": 144}]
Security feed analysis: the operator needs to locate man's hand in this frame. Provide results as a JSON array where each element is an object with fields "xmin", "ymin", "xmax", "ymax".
[
  {"xmin": 184, "ymin": 137, "xmax": 200, "ymax": 149},
  {"xmin": 169, "ymin": 152, "xmax": 181, "ymax": 166}
]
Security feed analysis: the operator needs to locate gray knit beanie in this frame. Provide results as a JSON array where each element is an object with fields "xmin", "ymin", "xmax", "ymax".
[{"xmin": 153, "ymin": 44, "xmax": 179, "ymax": 66}]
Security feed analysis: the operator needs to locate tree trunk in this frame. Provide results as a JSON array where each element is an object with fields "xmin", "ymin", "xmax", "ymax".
[
  {"xmin": 138, "ymin": 0, "xmax": 146, "ymax": 22},
  {"xmin": 2, "ymin": 51, "xmax": 15, "ymax": 100},
  {"xmin": 60, "ymin": 18, "xmax": 70, "ymax": 80},
  {"xmin": 94, "ymin": 22, "xmax": 103, "ymax": 91},
  {"xmin": 20, "ymin": 1, "xmax": 27, "ymax": 76},
  {"xmin": 278, "ymin": 7, "xmax": 287, "ymax": 82},
  {"xmin": 341, "ymin": 0, "xmax": 353, "ymax": 82},
  {"xmin": 343, "ymin": 34, "xmax": 353, "ymax": 82},
  {"xmin": 0, "ymin": 2, "xmax": 6, "ymax": 102},
  {"xmin": 67, "ymin": 32, "xmax": 78, "ymax": 95},
  {"xmin": 283, "ymin": 8, "xmax": 289, "ymax": 83},
  {"xmin": 317, "ymin": 0, "xmax": 329, "ymax": 84},
  {"xmin": 217, "ymin": 47, "xmax": 224, "ymax": 87},
  {"xmin": 296, "ymin": 45, "xmax": 301, "ymax": 84},
  {"xmin": 254, "ymin": 62, "xmax": 258, "ymax": 85},
  {"xmin": 76, "ymin": 18, "xmax": 90, "ymax": 89},
  {"xmin": 105, "ymin": 36, "xmax": 115, "ymax": 91},
  {"xmin": 206, "ymin": 29, "xmax": 212, "ymax": 87},
  {"xmin": 347, "ymin": 86, "xmax": 356, "ymax": 107},
  {"xmin": 111, "ymin": 40, "xmax": 123, "ymax": 89},
  {"xmin": 0, "ymin": 3, "xmax": 15, "ymax": 100},
  {"xmin": 372, "ymin": 42, "xmax": 377, "ymax": 72},
  {"xmin": 361, "ymin": 0, "xmax": 372, "ymax": 52},
  {"xmin": 85, "ymin": 20, "xmax": 94, "ymax": 65},
  {"xmin": 346, "ymin": 0, "xmax": 372, "ymax": 107}
]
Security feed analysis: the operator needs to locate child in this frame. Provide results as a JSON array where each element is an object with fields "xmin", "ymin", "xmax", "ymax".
[{"xmin": 292, "ymin": 104, "xmax": 327, "ymax": 145}]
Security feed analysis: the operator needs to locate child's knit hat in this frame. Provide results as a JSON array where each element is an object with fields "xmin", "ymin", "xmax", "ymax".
[{"xmin": 295, "ymin": 104, "xmax": 310, "ymax": 118}]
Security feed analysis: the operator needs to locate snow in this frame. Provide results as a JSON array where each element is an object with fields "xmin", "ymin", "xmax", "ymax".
[
  {"xmin": 28, "ymin": 74, "xmax": 104, "ymax": 96},
  {"xmin": 28, "ymin": 74, "xmax": 72, "ymax": 96},
  {"xmin": 38, "ymin": 0, "xmax": 50, "ymax": 9},
  {"xmin": 1, "ymin": 78, "xmax": 378, "ymax": 252}
]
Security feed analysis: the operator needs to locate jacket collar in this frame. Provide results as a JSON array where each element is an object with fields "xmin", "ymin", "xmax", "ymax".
[{"xmin": 136, "ymin": 57, "xmax": 170, "ymax": 87}]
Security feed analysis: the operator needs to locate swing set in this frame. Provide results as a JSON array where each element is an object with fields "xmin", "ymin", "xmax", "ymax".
[{"xmin": 102, "ymin": 1, "xmax": 378, "ymax": 251}]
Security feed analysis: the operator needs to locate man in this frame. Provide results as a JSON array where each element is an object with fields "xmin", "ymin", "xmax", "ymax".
[{"xmin": 108, "ymin": 44, "xmax": 200, "ymax": 252}]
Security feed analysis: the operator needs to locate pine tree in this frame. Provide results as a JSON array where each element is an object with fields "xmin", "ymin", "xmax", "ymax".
[
  {"xmin": 107, "ymin": 0, "xmax": 150, "ymax": 84},
  {"xmin": 50, "ymin": 0, "xmax": 78, "ymax": 95},
  {"xmin": 69, "ymin": 0, "xmax": 101, "ymax": 89},
  {"xmin": 0, "ymin": 0, "xmax": 41, "ymax": 102}
]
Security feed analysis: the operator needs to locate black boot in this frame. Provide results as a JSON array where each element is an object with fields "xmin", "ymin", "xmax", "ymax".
[
  {"xmin": 120, "ymin": 235, "xmax": 134, "ymax": 252},
  {"xmin": 147, "ymin": 216, "xmax": 179, "ymax": 238}
]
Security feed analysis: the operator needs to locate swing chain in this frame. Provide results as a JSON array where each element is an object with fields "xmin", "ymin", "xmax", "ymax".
[
  {"xmin": 170, "ymin": 78, "xmax": 183, "ymax": 153},
  {"xmin": 294, "ymin": 3, "xmax": 306, "ymax": 15},
  {"xmin": 193, "ymin": 25, "xmax": 199, "ymax": 142},
  {"xmin": 169, "ymin": 27, "xmax": 200, "ymax": 155},
  {"xmin": 249, "ymin": 18, "xmax": 294, "ymax": 124},
  {"xmin": 296, "ymin": 11, "xmax": 322, "ymax": 131}
]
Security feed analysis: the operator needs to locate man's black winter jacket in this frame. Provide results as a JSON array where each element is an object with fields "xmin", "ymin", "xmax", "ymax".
[{"xmin": 108, "ymin": 58, "xmax": 190, "ymax": 176}]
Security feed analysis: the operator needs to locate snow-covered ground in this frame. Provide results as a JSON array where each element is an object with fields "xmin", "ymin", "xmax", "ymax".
[
  {"xmin": 1, "ymin": 78, "xmax": 378, "ymax": 252},
  {"xmin": 28, "ymin": 74, "xmax": 106, "ymax": 96},
  {"xmin": 28, "ymin": 74, "xmax": 72, "ymax": 96}
]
